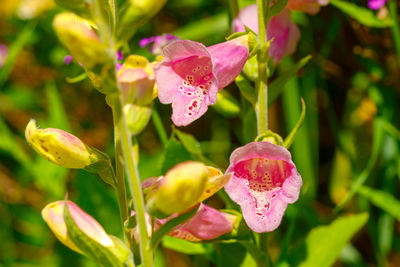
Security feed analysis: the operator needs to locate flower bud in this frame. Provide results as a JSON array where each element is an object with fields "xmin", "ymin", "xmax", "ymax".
[
  {"xmin": 53, "ymin": 12, "xmax": 107, "ymax": 69},
  {"xmin": 42, "ymin": 201, "xmax": 114, "ymax": 253},
  {"xmin": 124, "ymin": 104, "xmax": 152, "ymax": 135},
  {"xmin": 118, "ymin": 55, "xmax": 155, "ymax": 106},
  {"xmin": 118, "ymin": 0, "xmax": 167, "ymax": 43},
  {"xmin": 146, "ymin": 161, "xmax": 209, "ymax": 217},
  {"xmin": 25, "ymin": 119, "xmax": 111, "ymax": 172}
]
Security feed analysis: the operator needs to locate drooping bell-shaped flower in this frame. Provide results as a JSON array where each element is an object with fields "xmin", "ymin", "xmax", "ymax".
[
  {"xmin": 286, "ymin": 0, "xmax": 329, "ymax": 14},
  {"xmin": 368, "ymin": 0, "xmax": 387, "ymax": 10},
  {"xmin": 42, "ymin": 201, "xmax": 114, "ymax": 253},
  {"xmin": 232, "ymin": 5, "xmax": 300, "ymax": 64},
  {"xmin": 224, "ymin": 142, "xmax": 302, "ymax": 233},
  {"xmin": 140, "ymin": 34, "xmax": 180, "ymax": 55},
  {"xmin": 155, "ymin": 35, "xmax": 249, "ymax": 126},
  {"xmin": 163, "ymin": 203, "xmax": 236, "ymax": 242}
]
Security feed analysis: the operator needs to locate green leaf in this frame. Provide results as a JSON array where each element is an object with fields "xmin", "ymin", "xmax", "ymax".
[
  {"xmin": 161, "ymin": 235, "xmax": 213, "ymax": 255},
  {"xmin": 289, "ymin": 213, "xmax": 369, "ymax": 267},
  {"xmin": 268, "ymin": 0, "xmax": 288, "ymax": 18},
  {"xmin": 150, "ymin": 206, "xmax": 199, "ymax": 249},
  {"xmin": 63, "ymin": 201, "xmax": 132, "ymax": 267},
  {"xmin": 269, "ymin": 55, "xmax": 311, "ymax": 105},
  {"xmin": 235, "ymin": 74, "xmax": 256, "ymax": 106},
  {"xmin": 331, "ymin": 0, "xmax": 393, "ymax": 28},
  {"xmin": 334, "ymin": 118, "xmax": 385, "ymax": 212},
  {"xmin": 212, "ymin": 91, "xmax": 241, "ymax": 117},
  {"xmin": 160, "ymin": 137, "xmax": 192, "ymax": 173},
  {"xmin": 358, "ymin": 186, "xmax": 400, "ymax": 221},
  {"xmin": 174, "ymin": 128, "xmax": 202, "ymax": 156}
]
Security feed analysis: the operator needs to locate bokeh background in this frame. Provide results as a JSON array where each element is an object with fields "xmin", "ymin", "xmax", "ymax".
[{"xmin": 1, "ymin": 0, "xmax": 400, "ymax": 266}]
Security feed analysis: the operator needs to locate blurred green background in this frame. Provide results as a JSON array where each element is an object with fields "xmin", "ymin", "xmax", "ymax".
[{"xmin": 1, "ymin": 0, "xmax": 400, "ymax": 266}]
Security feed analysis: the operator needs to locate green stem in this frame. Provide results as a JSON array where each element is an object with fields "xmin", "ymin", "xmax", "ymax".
[
  {"xmin": 259, "ymin": 233, "xmax": 270, "ymax": 267},
  {"xmin": 229, "ymin": 0, "xmax": 239, "ymax": 19},
  {"xmin": 152, "ymin": 106, "xmax": 168, "ymax": 146},
  {"xmin": 113, "ymin": 98, "xmax": 153, "ymax": 267},
  {"xmin": 256, "ymin": 0, "xmax": 269, "ymax": 135},
  {"xmin": 389, "ymin": 0, "xmax": 400, "ymax": 63},
  {"xmin": 255, "ymin": 1, "xmax": 271, "ymax": 266},
  {"xmin": 112, "ymin": 116, "xmax": 131, "ymax": 248}
]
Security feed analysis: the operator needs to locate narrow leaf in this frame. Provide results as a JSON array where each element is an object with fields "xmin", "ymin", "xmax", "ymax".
[
  {"xmin": 331, "ymin": 0, "xmax": 393, "ymax": 28},
  {"xmin": 283, "ymin": 98, "xmax": 306, "ymax": 149},
  {"xmin": 268, "ymin": 0, "xmax": 288, "ymax": 18},
  {"xmin": 358, "ymin": 185, "xmax": 400, "ymax": 221},
  {"xmin": 63, "ymin": 201, "xmax": 130, "ymax": 267},
  {"xmin": 150, "ymin": 206, "xmax": 199, "ymax": 249},
  {"xmin": 212, "ymin": 91, "xmax": 241, "ymax": 117},
  {"xmin": 269, "ymin": 55, "xmax": 311, "ymax": 105},
  {"xmin": 235, "ymin": 74, "xmax": 257, "ymax": 106}
]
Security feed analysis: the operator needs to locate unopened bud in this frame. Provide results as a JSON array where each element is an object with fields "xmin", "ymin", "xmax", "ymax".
[
  {"xmin": 118, "ymin": 0, "xmax": 167, "ymax": 43},
  {"xmin": 25, "ymin": 120, "xmax": 115, "ymax": 187},
  {"xmin": 118, "ymin": 55, "xmax": 155, "ymax": 106},
  {"xmin": 146, "ymin": 161, "xmax": 208, "ymax": 217},
  {"xmin": 53, "ymin": 12, "xmax": 107, "ymax": 69},
  {"xmin": 124, "ymin": 104, "xmax": 152, "ymax": 136},
  {"xmin": 42, "ymin": 201, "xmax": 114, "ymax": 253}
]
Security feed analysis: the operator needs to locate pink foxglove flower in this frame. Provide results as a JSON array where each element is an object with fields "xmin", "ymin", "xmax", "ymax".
[
  {"xmin": 156, "ymin": 203, "xmax": 235, "ymax": 242},
  {"xmin": 155, "ymin": 36, "xmax": 249, "ymax": 126},
  {"xmin": 286, "ymin": 0, "xmax": 329, "ymax": 14},
  {"xmin": 140, "ymin": 34, "xmax": 180, "ymax": 55},
  {"xmin": 42, "ymin": 201, "xmax": 114, "ymax": 253},
  {"xmin": 368, "ymin": 0, "xmax": 387, "ymax": 10},
  {"xmin": 224, "ymin": 142, "xmax": 302, "ymax": 233},
  {"xmin": 232, "ymin": 5, "xmax": 300, "ymax": 64}
]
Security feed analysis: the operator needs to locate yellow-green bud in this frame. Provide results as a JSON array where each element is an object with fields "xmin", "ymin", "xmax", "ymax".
[
  {"xmin": 124, "ymin": 104, "xmax": 152, "ymax": 136},
  {"xmin": 53, "ymin": 12, "xmax": 107, "ymax": 69},
  {"xmin": 117, "ymin": 0, "xmax": 167, "ymax": 43},
  {"xmin": 25, "ymin": 119, "xmax": 110, "ymax": 171},
  {"xmin": 147, "ymin": 161, "xmax": 209, "ymax": 217}
]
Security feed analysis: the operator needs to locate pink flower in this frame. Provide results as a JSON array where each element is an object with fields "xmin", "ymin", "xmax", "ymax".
[
  {"xmin": 155, "ymin": 36, "xmax": 249, "ymax": 126},
  {"xmin": 42, "ymin": 201, "xmax": 114, "ymax": 253},
  {"xmin": 156, "ymin": 203, "xmax": 235, "ymax": 242},
  {"xmin": 286, "ymin": 0, "xmax": 329, "ymax": 14},
  {"xmin": 368, "ymin": 0, "xmax": 387, "ymax": 10},
  {"xmin": 232, "ymin": 5, "xmax": 300, "ymax": 64},
  {"xmin": 224, "ymin": 142, "xmax": 302, "ymax": 233}
]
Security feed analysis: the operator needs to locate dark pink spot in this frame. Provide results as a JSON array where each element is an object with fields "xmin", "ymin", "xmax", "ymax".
[
  {"xmin": 192, "ymin": 101, "xmax": 198, "ymax": 108},
  {"xmin": 188, "ymin": 106, "xmax": 193, "ymax": 110},
  {"xmin": 187, "ymin": 93, "xmax": 192, "ymax": 96}
]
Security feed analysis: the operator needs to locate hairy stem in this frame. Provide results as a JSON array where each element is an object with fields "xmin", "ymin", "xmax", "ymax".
[
  {"xmin": 256, "ymin": 0, "xmax": 271, "ymax": 266},
  {"xmin": 112, "ymin": 115, "xmax": 131, "ymax": 248},
  {"xmin": 113, "ymin": 99, "xmax": 153, "ymax": 267}
]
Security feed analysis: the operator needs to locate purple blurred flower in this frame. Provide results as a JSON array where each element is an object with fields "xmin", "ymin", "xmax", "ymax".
[
  {"xmin": 139, "ymin": 34, "xmax": 180, "ymax": 55},
  {"xmin": 64, "ymin": 55, "xmax": 73, "ymax": 65},
  {"xmin": 368, "ymin": 0, "xmax": 387, "ymax": 10},
  {"xmin": 116, "ymin": 51, "xmax": 124, "ymax": 61},
  {"xmin": 224, "ymin": 142, "xmax": 302, "ymax": 233},
  {"xmin": 0, "ymin": 44, "xmax": 8, "ymax": 68}
]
